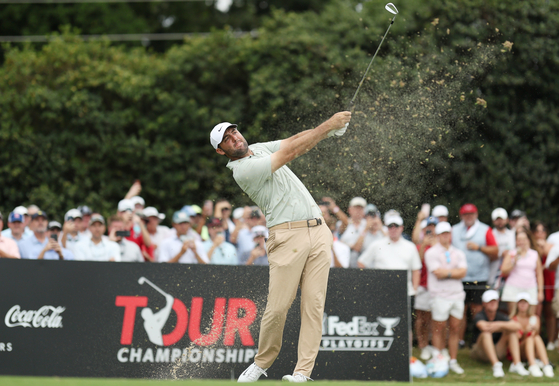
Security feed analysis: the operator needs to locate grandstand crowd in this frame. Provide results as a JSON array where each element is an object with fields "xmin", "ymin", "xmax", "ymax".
[{"xmin": 1, "ymin": 181, "xmax": 559, "ymax": 378}]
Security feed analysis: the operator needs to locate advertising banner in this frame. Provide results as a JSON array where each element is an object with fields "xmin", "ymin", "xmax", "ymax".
[{"xmin": 0, "ymin": 259, "xmax": 409, "ymax": 381}]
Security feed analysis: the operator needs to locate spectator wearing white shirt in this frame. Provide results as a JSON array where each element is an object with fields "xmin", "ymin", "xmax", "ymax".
[
  {"xmin": 61, "ymin": 209, "xmax": 86, "ymax": 255},
  {"xmin": 107, "ymin": 215, "xmax": 144, "ymax": 262},
  {"xmin": 158, "ymin": 211, "xmax": 209, "ymax": 264},
  {"xmin": 77, "ymin": 205, "xmax": 93, "ymax": 238},
  {"xmin": 340, "ymin": 197, "xmax": 367, "ymax": 267},
  {"xmin": 74, "ymin": 215, "xmax": 121, "ymax": 262},
  {"xmin": 0, "ymin": 212, "xmax": 20, "ymax": 259},
  {"xmin": 490, "ymin": 208, "xmax": 516, "ymax": 287},
  {"xmin": 235, "ymin": 208, "xmax": 263, "ymax": 265},
  {"xmin": 143, "ymin": 206, "xmax": 171, "ymax": 262},
  {"xmin": 357, "ymin": 214, "xmax": 422, "ymax": 297}
]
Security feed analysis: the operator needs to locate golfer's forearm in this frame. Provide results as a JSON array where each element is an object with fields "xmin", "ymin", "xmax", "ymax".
[{"xmin": 280, "ymin": 129, "xmax": 313, "ymax": 148}]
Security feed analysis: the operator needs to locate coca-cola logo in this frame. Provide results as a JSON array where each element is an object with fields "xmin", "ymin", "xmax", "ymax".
[{"xmin": 4, "ymin": 305, "xmax": 65, "ymax": 328}]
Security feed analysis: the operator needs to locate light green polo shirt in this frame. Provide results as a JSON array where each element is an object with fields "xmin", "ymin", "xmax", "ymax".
[{"xmin": 226, "ymin": 140, "xmax": 322, "ymax": 228}]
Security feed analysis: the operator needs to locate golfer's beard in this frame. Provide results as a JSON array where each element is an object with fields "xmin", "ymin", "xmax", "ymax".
[{"xmin": 227, "ymin": 140, "xmax": 249, "ymax": 158}]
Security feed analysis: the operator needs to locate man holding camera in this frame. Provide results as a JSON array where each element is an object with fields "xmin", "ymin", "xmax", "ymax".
[
  {"xmin": 61, "ymin": 208, "xmax": 85, "ymax": 255},
  {"xmin": 19, "ymin": 211, "xmax": 74, "ymax": 260},
  {"xmin": 341, "ymin": 203, "xmax": 385, "ymax": 268},
  {"xmin": 158, "ymin": 211, "xmax": 208, "ymax": 264}
]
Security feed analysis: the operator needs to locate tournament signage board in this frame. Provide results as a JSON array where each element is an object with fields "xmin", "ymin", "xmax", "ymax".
[{"xmin": 0, "ymin": 259, "xmax": 409, "ymax": 381}]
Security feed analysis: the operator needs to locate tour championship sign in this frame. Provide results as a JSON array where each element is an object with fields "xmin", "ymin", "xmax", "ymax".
[{"xmin": 0, "ymin": 259, "xmax": 409, "ymax": 381}]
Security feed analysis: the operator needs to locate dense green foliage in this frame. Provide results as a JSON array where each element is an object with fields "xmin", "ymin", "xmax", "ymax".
[{"xmin": 0, "ymin": 0, "xmax": 558, "ymax": 228}]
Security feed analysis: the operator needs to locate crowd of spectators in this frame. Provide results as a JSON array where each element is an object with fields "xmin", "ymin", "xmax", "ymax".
[{"xmin": 1, "ymin": 182, "xmax": 559, "ymax": 378}]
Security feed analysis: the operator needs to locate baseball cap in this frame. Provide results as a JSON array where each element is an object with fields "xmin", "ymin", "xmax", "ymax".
[
  {"xmin": 118, "ymin": 199, "xmax": 134, "ymax": 212},
  {"xmin": 425, "ymin": 216, "xmax": 439, "ymax": 226},
  {"xmin": 130, "ymin": 196, "xmax": 145, "ymax": 207},
  {"xmin": 481, "ymin": 290, "xmax": 500, "ymax": 303},
  {"xmin": 431, "ymin": 205, "xmax": 449, "ymax": 217},
  {"xmin": 491, "ymin": 208, "xmax": 508, "ymax": 221},
  {"xmin": 172, "ymin": 211, "xmax": 190, "ymax": 224},
  {"xmin": 510, "ymin": 209, "xmax": 525, "ymax": 219},
  {"xmin": 89, "ymin": 214, "xmax": 105, "ymax": 225},
  {"xmin": 190, "ymin": 205, "xmax": 202, "ymax": 215},
  {"xmin": 143, "ymin": 206, "xmax": 165, "ymax": 220},
  {"xmin": 48, "ymin": 221, "xmax": 62, "ymax": 230},
  {"xmin": 435, "ymin": 222, "xmax": 452, "ymax": 235},
  {"xmin": 385, "ymin": 215, "xmax": 403, "ymax": 227},
  {"xmin": 516, "ymin": 292, "xmax": 531, "ymax": 303},
  {"xmin": 78, "ymin": 205, "xmax": 93, "ymax": 216},
  {"xmin": 365, "ymin": 204, "xmax": 381, "ymax": 217},
  {"xmin": 206, "ymin": 217, "xmax": 222, "ymax": 228},
  {"xmin": 14, "ymin": 206, "xmax": 28, "ymax": 216},
  {"xmin": 31, "ymin": 211, "xmax": 48, "ymax": 220},
  {"xmin": 459, "ymin": 203, "xmax": 478, "ymax": 215},
  {"xmin": 210, "ymin": 122, "xmax": 238, "ymax": 149},
  {"xmin": 349, "ymin": 197, "xmax": 367, "ymax": 208},
  {"xmin": 252, "ymin": 225, "xmax": 268, "ymax": 238},
  {"xmin": 181, "ymin": 205, "xmax": 197, "ymax": 217},
  {"xmin": 233, "ymin": 207, "xmax": 245, "ymax": 220},
  {"xmin": 8, "ymin": 212, "xmax": 24, "ymax": 223},
  {"xmin": 64, "ymin": 209, "xmax": 83, "ymax": 222}
]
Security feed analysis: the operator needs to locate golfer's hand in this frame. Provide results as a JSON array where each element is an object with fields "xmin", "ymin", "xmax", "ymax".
[{"xmin": 327, "ymin": 112, "xmax": 351, "ymax": 137}]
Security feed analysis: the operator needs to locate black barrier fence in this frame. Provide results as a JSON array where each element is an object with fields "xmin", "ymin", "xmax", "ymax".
[{"xmin": 0, "ymin": 259, "xmax": 410, "ymax": 381}]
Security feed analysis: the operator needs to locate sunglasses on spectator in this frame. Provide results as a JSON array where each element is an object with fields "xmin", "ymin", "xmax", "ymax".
[
  {"xmin": 387, "ymin": 224, "xmax": 400, "ymax": 229},
  {"xmin": 222, "ymin": 207, "xmax": 232, "ymax": 211}
]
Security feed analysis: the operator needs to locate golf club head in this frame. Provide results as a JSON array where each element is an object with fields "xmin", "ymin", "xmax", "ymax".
[
  {"xmin": 138, "ymin": 277, "xmax": 146, "ymax": 285},
  {"xmin": 385, "ymin": 3, "xmax": 399, "ymax": 15}
]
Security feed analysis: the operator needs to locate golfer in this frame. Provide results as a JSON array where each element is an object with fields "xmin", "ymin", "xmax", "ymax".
[{"xmin": 210, "ymin": 112, "xmax": 351, "ymax": 383}]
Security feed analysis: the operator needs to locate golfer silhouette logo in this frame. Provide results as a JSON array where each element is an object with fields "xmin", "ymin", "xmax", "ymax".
[{"xmin": 138, "ymin": 277, "xmax": 188, "ymax": 346}]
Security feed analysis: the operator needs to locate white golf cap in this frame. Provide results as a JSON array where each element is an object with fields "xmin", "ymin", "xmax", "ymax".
[
  {"xmin": 210, "ymin": 122, "xmax": 238, "ymax": 149},
  {"xmin": 385, "ymin": 215, "xmax": 403, "ymax": 227},
  {"xmin": 349, "ymin": 197, "xmax": 367, "ymax": 207},
  {"xmin": 482, "ymin": 290, "xmax": 500, "ymax": 303},
  {"xmin": 516, "ymin": 292, "xmax": 531, "ymax": 303},
  {"xmin": 14, "ymin": 206, "xmax": 28, "ymax": 215},
  {"xmin": 64, "ymin": 208, "xmax": 83, "ymax": 222},
  {"xmin": 491, "ymin": 207, "xmax": 508, "ymax": 221},
  {"xmin": 435, "ymin": 221, "xmax": 452, "ymax": 235},
  {"xmin": 130, "ymin": 196, "xmax": 145, "ymax": 207},
  {"xmin": 233, "ymin": 207, "xmax": 245, "ymax": 220},
  {"xmin": 432, "ymin": 205, "xmax": 449, "ymax": 217},
  {"xmin": 118, "ymin": 199, "xmax": 134, "ymax": 212},
  {"xmin": 143, "ymin": 206, "xmax": 165, "ymax": 220}
]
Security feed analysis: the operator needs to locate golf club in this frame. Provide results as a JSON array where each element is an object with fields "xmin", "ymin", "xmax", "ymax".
[
  {"xmin": 334, "ymin": 3, "xmax": 399, "ymax": 136},
  {"xmin": 138, "ymin": 276, "xmax": 168, "ymax": 297},
  {"xmin": 348, "ymin": 3, "xmax": 399, "ymax": 110}
]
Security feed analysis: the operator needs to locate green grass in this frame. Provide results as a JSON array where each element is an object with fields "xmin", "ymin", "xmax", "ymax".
[
  {"xmin": 1, "ymin": 348, "xmax": 558, "ymax": 385},
  {"xmin": 412, "ymin": 346, "xmax": 559, "ymax": 383}
]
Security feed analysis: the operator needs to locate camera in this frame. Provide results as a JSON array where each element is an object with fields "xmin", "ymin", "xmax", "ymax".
[
  {"xmin": 425, "ymin": 230, "xmax": 432, "ymax": 235},
  {"xmin": 50, "ymin": 234, "xmax": 58, "ymax": 242},
  {"xmin": 115, "ymin": 230, "xmax": 131, "ymax": 237},
  {"xmin": 180, "ymin": 235, "xmax": 194, "ymax": 243}
]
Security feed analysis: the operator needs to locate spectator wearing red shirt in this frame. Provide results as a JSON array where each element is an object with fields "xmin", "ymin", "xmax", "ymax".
[
  {"xmin": 117, "ymin": 199, "xmax": 153, "ymax": 261},
  {"xmin": 452, "ymin": 203, "xmax": 499, "ymax": 347}
]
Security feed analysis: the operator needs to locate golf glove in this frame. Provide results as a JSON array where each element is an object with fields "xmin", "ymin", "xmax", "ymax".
[{"xmin": 328, "ymin": 123, "xmax": 349, "ymax": 137}]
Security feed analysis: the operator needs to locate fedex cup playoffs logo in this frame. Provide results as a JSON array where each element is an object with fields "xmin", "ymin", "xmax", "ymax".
[
  {"xmin": 320, "ymin": 313, "xmax": 400, "ymax": 351},
  {"xmin": 115, "ymin": 277, "xmax": 258, "ymax": 364}
]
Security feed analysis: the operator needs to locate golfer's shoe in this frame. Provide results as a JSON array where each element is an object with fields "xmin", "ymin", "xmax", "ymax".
[
  {"xmin": 282, "ymin": 372, "xmax": 313, "ymax": 382},
  {"xmin": 237, "ymin": 363, "xmax": 268, "ymax": 383}
]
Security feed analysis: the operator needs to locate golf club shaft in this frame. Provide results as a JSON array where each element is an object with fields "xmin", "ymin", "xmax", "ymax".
[
  {"xmin": 347, "ymin": 14, "xmax": 397, "ymax": 111},
  {"xmin": 141, "ymin": 277, "xmax": 168, "ymax": 298}
]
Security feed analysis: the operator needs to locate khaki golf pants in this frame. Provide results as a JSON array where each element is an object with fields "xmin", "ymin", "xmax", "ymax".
[{"xmin": 254, "ymin": 220, "xmax": 332, "ymax": 377}]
